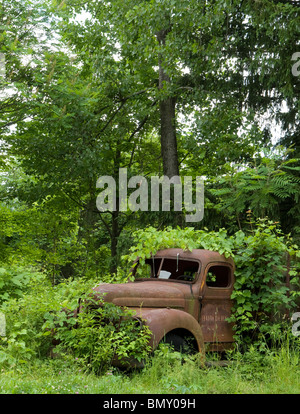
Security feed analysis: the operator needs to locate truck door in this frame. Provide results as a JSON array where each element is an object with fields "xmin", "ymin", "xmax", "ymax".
[{"xmin": 200, "ymin": 263, "xmax": 235, "ymax": 350}]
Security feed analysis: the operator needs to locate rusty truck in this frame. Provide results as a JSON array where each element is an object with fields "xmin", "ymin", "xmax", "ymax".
[{"xmin": 92, "ymin": 248, "xmax": 235, "ymax": 363}]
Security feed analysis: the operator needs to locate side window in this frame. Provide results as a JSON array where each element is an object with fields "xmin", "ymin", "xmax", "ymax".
[{"xmin": 206, "ymin": 265, "xmax": 232, "ymax": 288}]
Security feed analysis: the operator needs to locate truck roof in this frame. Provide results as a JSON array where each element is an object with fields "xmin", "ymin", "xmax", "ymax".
[{"xmin": 154, "ymin": 248, "xmax": 235, "ymax": 269}]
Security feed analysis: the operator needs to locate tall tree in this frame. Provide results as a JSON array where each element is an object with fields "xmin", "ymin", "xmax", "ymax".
[
  {"xmin": 55, "ymin": 0, "xmax": 299, "ymax": 178},
  {"xmin": 2, "ymin": 0, "xmax": 300, "ymax": 277},
  {"xmin": 3, "ymin": 5, "xmax": 161, "ymax": 273}
]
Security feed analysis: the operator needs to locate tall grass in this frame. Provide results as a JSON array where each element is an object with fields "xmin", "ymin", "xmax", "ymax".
[{"xmin": 1, "ymin": 338, "xmax": 299, "ymax": 394}]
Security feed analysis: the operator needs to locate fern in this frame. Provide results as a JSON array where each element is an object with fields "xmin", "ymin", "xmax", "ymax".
[{"xmin": 209, "ymin": 151, "xmax": 300, "ymax": 233}]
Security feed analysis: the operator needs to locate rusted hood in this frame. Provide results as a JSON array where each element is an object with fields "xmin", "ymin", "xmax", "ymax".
[{"xmin": 92, "ymin": 281, "xmax": 186, "ymax": 309}]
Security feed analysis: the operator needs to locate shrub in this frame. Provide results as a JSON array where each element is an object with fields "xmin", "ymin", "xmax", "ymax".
[
  {"xmin": 0, "ymin": 264, "xmax": 44, "ymax": 305},
  {"xmin": 0, "ymin": 273, "xmax": 54, "ymax": 367},
  {"xmin": 0, "ymin": 275, "xmax": 151, "ymax": 373},
  {"xmin": 229, "ymin": 220, "xmax": 300, "ymax": 344},
  {"xmin": 43, "ymin": 293, "xmax": 152, "ymax": 375},
  {"xmin": 0, "ymin": 277, "xmax": 96, "ymax": 367}
]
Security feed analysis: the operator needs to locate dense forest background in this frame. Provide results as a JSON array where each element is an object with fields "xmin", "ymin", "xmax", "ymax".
[{"xmin": 0, "ymin": 0, "xmax": 299, "ymax": 279}]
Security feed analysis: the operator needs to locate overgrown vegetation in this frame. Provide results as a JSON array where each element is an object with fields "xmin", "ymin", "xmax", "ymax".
[
  {"xmin": 0, "ymin": 221, "xmax": 299, "ymax": 382},
  {"xmin": 0, "ymin": 0, "xmax": 300, "ymax": 393},
  {"xmin": 1, "ymin": 338, "xmax": 300, "ymax": 394},
  {"xmin": 0, "ymin": 275, "xmax": 151, "ymax": 373},
  {"xmin": 125, "ymin": 220, "xmax": 300, "ymax": 343}
]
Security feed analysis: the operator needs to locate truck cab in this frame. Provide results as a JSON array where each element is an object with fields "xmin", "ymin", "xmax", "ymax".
[{"xmin": 93, "ymin": 248, "xmax": 235, "ymax": 359}]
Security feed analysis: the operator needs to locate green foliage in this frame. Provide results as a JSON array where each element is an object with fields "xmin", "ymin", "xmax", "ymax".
[
  {"xmin": 208, "ymin": 148, "xmax": 300, "ymax": 236},
  {"xmin": 0, "ymin": 337, "xmax": 300, "ymax": 393},
  {"xmin": 0, "ymin": 0, "xmax": 52, "ymax": 132},
  {"xmin": 124, "ymin": 225, "xmax": 235, "ymax": 270},
  {"xmin": 1, "ymin": 0, "xmax": 300, "ymax": 277},
  {"xmin": 230, "ymin": 220, "xmax": 300, "ymax": 343},
  {"xmin": 0, "ymin": 265, "xmax": 44, "ymax": 304},
  {"xmin": 44, "ymin": 294, "xmax": 152, "ymax": 375},
  {"xmin": 0, "ymin": 193, "xmax": 112, "ymax": 282},
  {"xmin": 0, "ymin": 273, "xmax": 56, "ymax": 366},
  {"xmin": 0, "ymin": 276, "xmax": 151, "ymax": 373},
  {"xmin": 0, "ymin": 0, "xmax": 299, "ymax": 378}
]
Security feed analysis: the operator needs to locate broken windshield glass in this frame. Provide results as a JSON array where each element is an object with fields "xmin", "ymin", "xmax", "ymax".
[{"xmin": 135, "ymin": 257, "xmax": 199, "ymax": 282}]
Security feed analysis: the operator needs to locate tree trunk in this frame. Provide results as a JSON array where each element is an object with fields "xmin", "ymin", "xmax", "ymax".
[
  {"xmin": 157, "ymin": 29, "xmax": 179, "ymax": 178},
  {"xmin": 109, "ymin": 146, "xmax": 122, "ymax": 275},
  {"xmin": 110, "ymin": 209, "xmax": 119, "ymax": 275},
  {"xmin": 78, "ymin": 197, "xmax": 99, "ymax": 242},
  {"xmin": 159, "ymin": 94, "xmax": 179, "ymax": 178}
]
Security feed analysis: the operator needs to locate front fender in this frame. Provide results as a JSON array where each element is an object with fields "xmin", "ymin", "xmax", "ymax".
[{"xmin": 133, "ymin": 308, "xmax": 204, "ymax": 353}]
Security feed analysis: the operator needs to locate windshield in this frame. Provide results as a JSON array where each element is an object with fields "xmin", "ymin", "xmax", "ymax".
[{"xmin": 135, "ymin": 257, "xmax": 199, "ymax": 282}]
